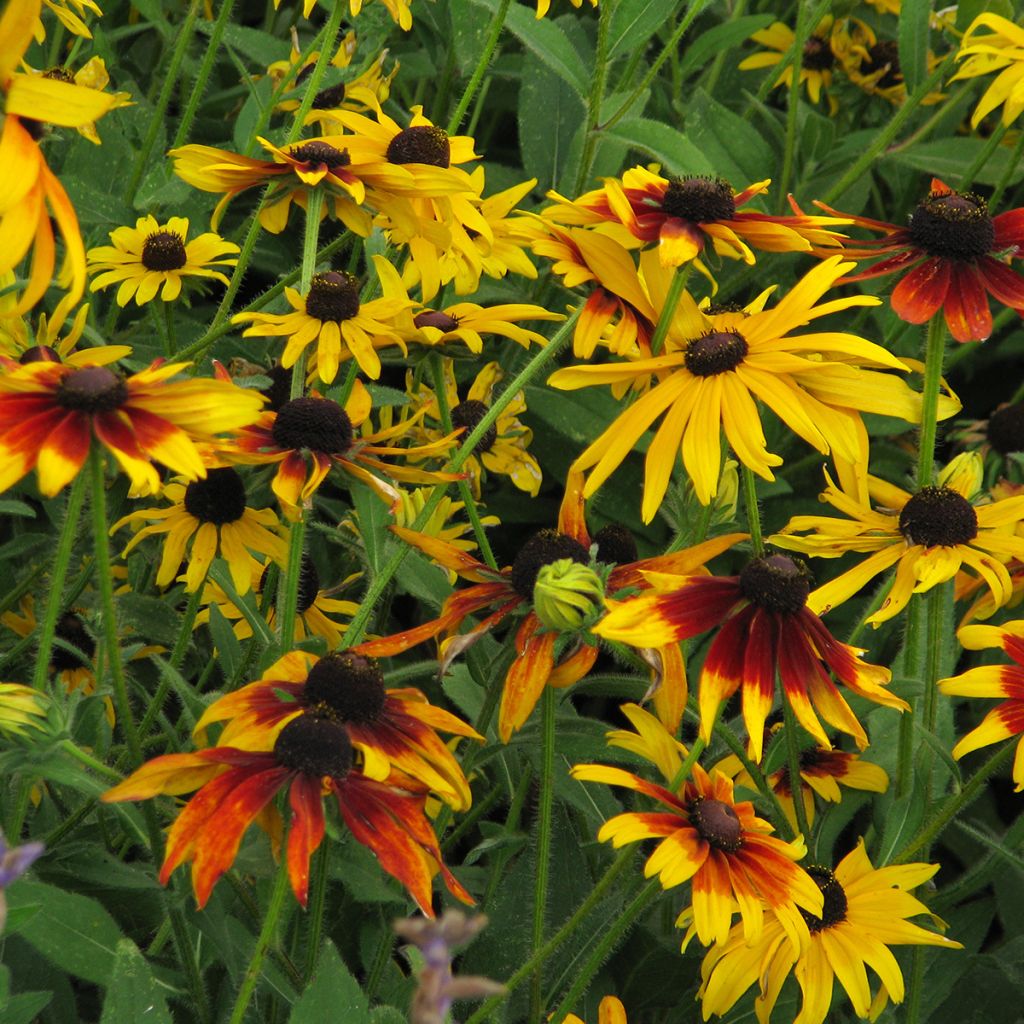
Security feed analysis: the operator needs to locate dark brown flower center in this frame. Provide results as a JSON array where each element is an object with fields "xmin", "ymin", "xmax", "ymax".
[
  {"xmin": 52, "ymin": 612, "xmax": 95, "ymax": 672},
  {"xmin": 898, "ymin": 486, "xmax": 979, "ymax": 547},
  {"xmin": 261, "ymin": 363, "xmax": 292, "ymax": 413},
  {"xmin": 864, "ymin": 41, "xmax": 901, "ymax": 87},
  {"xmin": 509, "ymin": 530, "xmax": 590, "ymax": 598},
  {"xmin": 800, "ymin": 866, "xmax": 848, "ymax": 932},
  {"xmin": 660, "ymin": 176, "xmax": 736, "ymax": 223},
  {"xmin": 987, "ymin": 402, "xmax": 1024, "ymax": 455},
  {"xmin": 288, "ymin": 140, "xmax": 351, "ymax": 169},
  {"xmin": 739, "ymin": 554, "xmax": 812, "ymax": 615},
  {"xmin": 704, "ymin": 300, "xmax": 746, "ymax": 315},
  {"xmin": 386, "ymin": 125, "xmax": 451, "ymax": 168},
  {"xmin": 19, "ymin": 345, "xmax": 61, "ymax": 364},
  {"xmin": 273, "ymin": 714, "xmax": 353, "ymax": 778},
  {"xmin": 302, "ymin": 651, "xmax": 387, "ymax": 725},
  {"xmin": 908, "ymin": 190, "xmax": 995, "ymax": 262},
  {"xmin": 776, "ymin": 747, "xmax": 826, "ymax": 795},
  {"xmin": 311, "ymin": 82, "xmax": 347, "ymax": 109},
  {"xmin": 43, "ymin": 66, "xmax": 75, "ymax": 83},
  {"xmin": 689, "ymin": 797, "xmax": 743, "ymax": 852},
  {"xmin": 141, "ymin": 230, "xmax": 188, "ymax": 272},
  {"xmin": 414, "ymin": 309, "xmax": 461, "ymax": 332},
  {"xmin": 450, "ymin": 399, "xmax": 497, "ymax": 452},
  {"xmin": 183, "ymin": 467, "xmax": 247, "ymax": 525},
  {"xmin": 684, "ymin": 329, "xmax": 749, "ymax": 376},
  {"xmin": 272, "ymin": 396, "xmax": 353, "ymax": 453},
  {"xmin": 259, "ymin": 554, "xmax": 320, "ymax": 614},
  {"xmin": 305, "ymin": 271, "xmax": 361, "ymax": 323},
  {"xmin": 55, "ymin": 366, "xmax": 128, "ymax": 413},
  {"xmin": 802, "ymin": 36, "xmax": 835, "ymax": 71},
  {"xmin": 593, "ymin": 524, "xmax": 638, "ymax": 566}
]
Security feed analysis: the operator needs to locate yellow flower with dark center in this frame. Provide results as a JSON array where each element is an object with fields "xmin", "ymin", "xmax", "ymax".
[
  {"xmin": 3, "ymin": 603, "xmax": 95, "ymax": 695},
  {"xmin": 112, "ymin": 469, "xmax": 287, "ymax": 593},
  {"xmin": 0, "ymin": 683, "xmax": 48, "ymax": 739},
  {"xmin": 271, "ymin": 0, "xmax": 414, "ymax": 30},
  {"xmin": 404, "ymin": 301, "xmax": 560, "ymax": 354},
  {"xmin": 771, "ymin": 452, "xmax": 1024, "ymax": 625},
  {"xmin": 20, "ymin": 57, "xmax": 130, "ymax": 144},
  {"xmin": 698, "ymin": 841, "xmax": 961, "ymax": 1024},
  {"xmin": 233, "ymin": 256, "xmax": 412, "ymax": 382},
  {"xmin": 87, "ymin": 215, "xmax": 238, "ymax": 307},
  {"xmin": 952, "ymin": 14, "xmax": 1024, "ymax": 128},
  {"xmin": 549, "ymin": 256, "xmax": 941, "ymax": 519}
]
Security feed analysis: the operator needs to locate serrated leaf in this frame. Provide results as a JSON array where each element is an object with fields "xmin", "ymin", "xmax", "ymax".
[
  {"xmin": 898, "ymin": 0, "xmax": 930, "ymax": 92},
  {"xmin": 289, "ymin": 941, "xmax": 370, "ymax": 1024},
  {"xmin": 600, "ymin": 117, "xmax": 714, "ymax": 176},
  {"xmin": 99, "ymin": 940, "xmax": 172, "ymax": 1024}
]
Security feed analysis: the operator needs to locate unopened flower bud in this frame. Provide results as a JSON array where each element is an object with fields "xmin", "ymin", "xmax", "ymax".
[{"xmin": 532, "ymin": 559, "xmax": 604, "ymax": 631}]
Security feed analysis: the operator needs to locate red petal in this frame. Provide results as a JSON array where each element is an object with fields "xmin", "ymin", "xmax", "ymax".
[
  {"xmin": 944, "ymin": 264, "xmax": 992, "ymax": 342},
  {"xmin": 979, "ymin": 256, "xmax": 1024, "ymax": 307},
  {"xmin": 993, "ymin": 208, "xmax": 1024, "ymax": 249},
  {"xmin": 638, "ymin": 577, "xmax": 743, "ymax": 641},
  {"xmin": 890, "ymin": 257, "xmax": 951, "ymax": 324},
  {"xmin": 287, "ymin": 774, "xmax": 326, "ymax": 907},
  {"xmin": 498, "ymin": 618, "xmax": 556, "ymax": 742}
]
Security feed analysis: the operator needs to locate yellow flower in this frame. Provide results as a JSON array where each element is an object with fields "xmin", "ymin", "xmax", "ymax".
[
  {"xmin": 0, "ymin": 683, "xmax": 48, "ymax": 739},
  {"xmin": 536, "ymin": 0, "xmax": 596, "ymax": 20},
  {"xmin": 40, "ymin": 0, "xmax": 102, "ymax": 39},
  {"xmin": 87, "ymin": 215, "xmax": 238, "ymax": 307},
  {"xmin": 564, "ymin": 996, "xmax": 628, "ymax": 1024},
  {"xmin": 952, "ymin": 13, "xmax": 1024, "ymax": 128},
  {"xmin": 740, "ymin": 17, "xmax": 839, "ymax": 114}
]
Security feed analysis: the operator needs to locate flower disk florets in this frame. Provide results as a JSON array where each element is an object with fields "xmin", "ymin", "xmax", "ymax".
[
  {"xmin": 272, "ymin": 397, "xmax": 353, "ymax": 454},
  {"xmin": 660, "ymin": 176, "xmax": 736, "ymax": 223},
  {"xmin": 593, "ymin": 524, "xmax": 638, "ymax": 566},
  {"xmin": 864, "ymin": 41, "xmax": 900, "ymax": 87},
  {"xmin": 689, "ymin": 796, "xmax": 743, "ymax": 852},
  {"xmin": 450, "ymin": 399, "xmax": 497, "ymax": 452},
  {"xmin": 987, "ymin": 403, "xmax": 1024, "ymax": 455},
  {"xmin": 303, "ymin": 652, "xmax": 387, "ymax": 724},
  {"xmin": 288, "ymin": 140, "xmax": 351, "ymax": 169},
  {"xmin": 898, "ymin": 486, "xmax": 979, "ymax": 547},
  {"xmin": 272, "ymin": 714, "xmax": 353, "ymax": 778},
  {"xmin": 739, "ymin": 554, "xmax": 812, "ymax": 615},
  {"xmin": 305, "ymin": 271, "xmax": 361, "ymax": 323},
  {"xmin": 183, "ymin": 468, "xmax": 247, "ymax": 525},
  {"xmin": 908, "ymin": 190, "xmax": 995, "ymax": 262},
  {"xmin": 509, "ymin": 530, "xmax": 590, "ymax": 599},
  {"xmin": 52, "ymin": 613, "xmax": 95, "ymax": 672},
  {"xmin": 141, "ymin": 230, "xmax": 188, "ymax": 272},
  {"xmin": 386, "ymin": 125, "xmax": 451, "ymax": 168},
  {"xmin": 684, "ymin": 329, "xmax": 749, "ymax": 377},
  {"xmin": 802, "ymin": 36, "xmax": 835, "ymax": 71},
  {"xmin": 311, "ymin": 82, "xmax": 347, "ymax": 109},
  {"xmin": 55, "ymin": 366, "xmax": 128, "ymax": 413},
  {"xmin": 800, "ymin": 866, "xmax": 848, "ymax": 932}
]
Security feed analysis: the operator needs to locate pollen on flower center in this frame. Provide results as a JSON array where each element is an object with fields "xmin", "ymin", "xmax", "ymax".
[
  {"xmin": 800, "ymin": 866, "xmax": 848, "ymax": 932},
  {"xmin": 141, "ymin": 230, "xmax": 188, "ymax": 272},
  {"xmin": 386, "ymin": 125, "xmax": 451, "ymax": 168},
  {"xmin": 305, "ymin": 271, "xmax": 361, "ymax": 323},
  {"xmin": 259, "ymin": 554, "xmax": 320, "ymax": 614},
  {"xmin": 52, "ymin": 612, "xmax": 95, "ymax": 672},
  {"xmin": 450, "ymin": 399, "xmax": 497, "ymax": 452},
  {"xmin": 183, "ymin": 467, "xmax": 248, "ymax": 525},
  {"xmin": 302, "ymin": 651, "xmax": 387, "ymax": 724},
  {"xmin": 288, "ymin": 140, "xmax": 351, "ymax": 169},
  {"xmin": 55, "ymin": 366, "xmax": 128, "ymax": 413},
  {"xmin": 311, "ymin": 82, "xmax": 347, "ymax": 109},
  {"xmin": 864, "ymin": 40, "xmax": 901, "ymax": 87},
  {"xmin": 43, "ymin": 66, "xmax": 75, "ymax": 83},
  {"xmin": 684, "ymin": 329, "xmax": 749, "ymax": 377},
  {"xmin": 802, "ymin": 36, "xmax": 835, "ymax": 71},
  {"xmin": 986, "ymin": 402, "xmax": 1024, "ymax": 455},
  {"xmin": 898, "ymin": 486, "xmax": 979, "ymax": 547},
  {"xmin": 660, "ymin": 176, "xmax": 736, "ymax": 223},
  {"xmin": 509, "ymin": 529, "xmax": 590, "ymax": 598},
  {"xmin": 908, "ymin": 189, "xmax": 995, "ymax": 262},
  {"xmin": 273, "ymin": 714, "xmax": 353, "ymax": 779},
  {"xmin": 689, "ymin": 797, "xmax": 743, "ymax": 852},
  {"xmin": 593, "ymin": 524, "xmax": 639, "ymax": 566},
  {"xmin": 414, "ymin": 309, "xmax": 461, "ymax": 332},
  {"xmin": 739, "ymin": 554, "xmax": 813, "ymax": 615},
  {"xmin": 272, "ymin": 396, "xmax": 353, "ymax": 453}
]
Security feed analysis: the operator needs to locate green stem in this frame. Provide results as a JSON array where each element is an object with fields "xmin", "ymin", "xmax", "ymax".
[
  {"xmin": 572, "ymin": 0, "xmax": 615, "ymax": 196},
  {"xmin": 172, "ymin": 0, "xmax": 238, "ymax": 148},
  {"xmin": 125, "ymin": 0, "xmax": 202, "ymax": 204},
  {"xmin": 446, "ymin": 0, "xmax": 511, "ymax": 134},
  {"xmin": 991, "ymin": 128, "xmax": 1024, "ymax": 209},
  {"xmin": 530, "ymin": 687, "xmax": 558, "ymax": 1023},
  {"xmin": 150, "ymin": 301, "xmax": 174, "ymax": 358},
  {"xmin": 915, "ymin": 314, "xmax": 947, "ymax": 488},
  {"xmin": 58, "ymin": 739, "xmax": 123, "ymax": 782},
  {"xmin": 959, "ymin": 122, "xmax": 1007, "ymax": 191},
  {"xmin": 229, "ymin": 855, "xmax": 291, "ymax": 1024},
  {"xmin": 740, "ymin": 464, "xmax": 764, "ymax": 556},
  {"xmin": 906, "ymin": 945, "xmax": 926, "ymax": 1024},
  {"xmin": 781, "ymin": 689, "xmax": 812, "ymax": 841},
  {"xmin": 648, "ymin": 263, "xmax": 690, "ymax": 356},
  {"xmin": 777, "ymin": 0, "xmax": 809, "ymax": 212},
  {"xmin": 897, "ymin": 594, "xmax": 925, "ymax": 799},
  {"xmin": 276, "ymin": 514, "xmax": 308, "ymax": 649},
  {"xmin": 31, "ymin": 472, "xmax": 87, "ymax": 690}
]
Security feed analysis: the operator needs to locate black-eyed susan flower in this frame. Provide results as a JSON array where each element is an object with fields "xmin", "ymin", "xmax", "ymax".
[
  {"xmin": 193, "ymin": 650, "xmax": 480, "ymax": 810},
  {"xmin": 86, "ymin": 215, "xmax": 238, "ymax": 307},
  {"xmin": 0, "ymin": 683, "xmax": 48, "ymax": 739},
  {"xmin": 0, "ymin": 354, "xmax": 264, "ymax": 496},
  {"xmin": 772, "ymin": 452, "xmax": 1024, "ymax": 625},
  {"xmin": 233, "ymin": 258, "xmax": 412, "ymax": 382},
  {"xmin": 571, "ymin": 744, "xmax": 824, "ymax": 948},
  {"xmin": 952, "ymin": 14, "xmax": 1024, "ymax": 129},
  {"xmin": 593, "ymin": 553, "xmax": 907, "ymax": 759},
  {"xmin": 2, "ymin": 604, "xmax": 95, "ymax": 695},
  {"xmin": 544, "ymin": 167, "xmax": 848, "ymax": 269},
  {"xmin": 224, "ymin": 379, "xmax": 462, "ymax": 514},
  {"xmin": 939, "ymin": 619, "xmax": 1024, "ymax": 788},
  {"xmin": 698, "ymin": 840, "xmax": 961, "ymax": 1024},
  {"xmin": 41, "ymin": 0, "xmax": 102, "ymax": 38},
  {"xmin": 102, "ymin": 714, "xmax": 472, "ymax": 912},
  {"xmin": 273, "ymin": 0, "xmax": 415, "ymax": 30},
  {"xmin": 404, "ymin": 301, "xmax": 560, "ymax": 355},
  {"xmin": 565, "ymin": 996, "xmax": 628, "ymax": 1024},
  {"xmin": 550, "ymin": 256, "xmax": 941, "ymax": 517},
  {"xmin": 811, "ymin": 179, "xmax": 1024, "ymax": 343},
  {"xmin": 740, "ymin": 16, "xmax": 839, "ymax": 113},
  {"xmin": 20, "ymin": 57, "xmax": 130, "ymax": 144},
  {"xmin": 112, "ymin": 469, "xmax": 287, "ymax": 593}
]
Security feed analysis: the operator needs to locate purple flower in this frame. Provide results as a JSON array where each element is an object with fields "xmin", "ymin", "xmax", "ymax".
[{"xmin": 0, "ymin": 834, "xmax": 44, "ymax": 934}]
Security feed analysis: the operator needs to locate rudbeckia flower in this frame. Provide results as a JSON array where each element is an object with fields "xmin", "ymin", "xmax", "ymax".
[
  {"xmin": 0, "ymin": 683, "xmax": 48, "ymax": 739},
  {"xmin": 271, "ymin": 0, "xmax": 414, "ymax": 30},
  {"xmin": 543, "ymin": 166, "xmax": 847, "ymax": 268},
  {"xmin": 572, "ymin": 737, "xmax": 824, "ymax": 948},
  {"xmin": 3, "ymin": 603, "xmax": 95, "ymax": 695},
  {"xmin": 565, "ymin": 996, "xmax": 628, "ymax": 1024},
  {"xmin": 771, "ymin": 452, "xmax": 1024, "ymax": 625},
  {"xmin": 939, "ymin": 619, "xmax": 1024, "ymax": 788},
  {"xmin": 102, "ymin": 713, "xmax": 472, "ymax": 912},
  {"xmin": 112, "ymin": 469, "xmax": 287, "ymax": 593},
  {"xmin": 739, "ymin": 16, "xmax": 839, "ymax": 114},
  {"xmin": 550, "ymin": 256, "xmax": 940, "ymax": 517},
  {"xmin": 40, "ymin": 0, "xmax": 101, "ymax": 38},
  {"xmin": 87, "ymin": 215, "xmax": 238, "ymax": 307},
  {"xmin": 698, "ymin": 841, "xmax": 962, "ymax": 1024},
  {"xmin": 0, "ymin": 354, "xmax": 265, "ymax": 496},
  {"xmin": 593, "ymin": 552, "xmax": 907, "ymax": 759},
  {"xmin": 20, "ymin": 57, "xmax": 130, "ymax": 144},
  {"xmin": 404, "ymin": 300, "xmax": 560, "ymax": 354},
  {"xmin": 193, "ymin": 649, "xmax": 480, "ymax": 810},
  {"xmin": 233, "ymin": 257, "xmax": 413, "ymax": 382},
  {"xmin": 811, "ymin": 178, "xmax": 1024, "ymax": 342},
  {"xmin": 952, "ymin": 14, "xmax": 1024, "ymax": 128},
  {"xmin": 0, "ymin": 0, "xmax": 122, "ymax": 313}
]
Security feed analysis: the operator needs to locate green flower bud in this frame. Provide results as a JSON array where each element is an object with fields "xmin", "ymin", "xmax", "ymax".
[{"xmin": 532, "ymin": 558, "xmax": 604, "ymax": 631}]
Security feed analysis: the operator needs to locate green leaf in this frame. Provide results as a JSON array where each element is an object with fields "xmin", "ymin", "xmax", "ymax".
[
  {"xmin": 449, "ymin": 0, "xmax": 495, "ymax": 74},
  {"xmin": 898, "ymin": 0, "xmax": 931, "ymax": 92},
  {"xmin": 195, "ymin": 20, "xmax": 289, "ymax": 69},
  {"xmin": 289, "ymin": 941, "xmax": 370, "ymax": 1024},
  {"xmin": 0, "ymin": 991, "xmax": 54, "ymax": 1024},
  {"xmin": 886, "ymin": 137, "xmax": 1024, "ymax": 188},
  {"xmin": 207, "ymin": 600, "xmax": 242, "ymax": 682},
  {"xmin": 469, "ymin": 0, "xmax": 589, "ymax": 96},
  {"xmin": 518, "ymin": 49, "xmax": 585, "ymax": 191},
  {"xmin": 369, "ymin": 1009, "xmax": 407, "ymax": 1024},
  {"xmin": 0, "ymin": 500, "xmax": 36, "ymax": 518},
  {"xmin": 608, "ymin": 0, "xmax": 679, "ymax": 60},
  {"xmin": 117, "ymin": 593, "xmax": 182, "ymax": 647},
  {"xmin": 875, "ymin": 785, "xmax": 927, "ymax": 865},
  {"xmin": 350, "ymin": 482, "xmax": 393, "ymax": 577},
  {"xmin": 676, "ymin": 14, "xmax": 774, "ymax": 80},
  {"xmin": 6, "ymin": 880, "xmax": 126, "ymax": 985},
  {"xmin": 600, "ymin": 117, "xmax": 714, "ymax": 176},
  {"xmin": 956, "ymin": 0, "xmax": 1014, "ymax": 31},
  {"xmin": 99, "ymin": 940, "xmax": 172, "ymax": 1024},
  {"xmin": 686, "ymin": 89, "xmax": 775, "ymax": 187}
]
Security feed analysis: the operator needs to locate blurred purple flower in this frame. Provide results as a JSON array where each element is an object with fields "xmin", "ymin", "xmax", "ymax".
[{"xmin": 0, "ymin": 834, "xmax": 44, "ymax": 934}]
